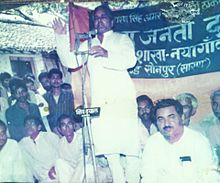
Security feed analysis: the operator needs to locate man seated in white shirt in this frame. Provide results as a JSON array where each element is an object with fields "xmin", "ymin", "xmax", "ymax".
[
  {"xmin": 136, "ymin": 95, "xmax": 157, "ymax": 152},
  {"xmin": 56, "ymin": 114, "xmax": 112, "ymax": 183},
  {"xmin": 19, "ymin": 115, "xmax": 60, "ymax": 182},
  {"xmin": 55, "ymin": 114, "xmax": 85, "ymax": 182},
  {"xmin": 141, "ymin": 98, "xmax": 219, "ymax": 183},
  {"xmin": 0, "ymin": 120, "xmax": 33, "ymax": 182}
]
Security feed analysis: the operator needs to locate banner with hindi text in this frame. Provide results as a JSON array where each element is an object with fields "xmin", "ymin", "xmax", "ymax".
[{"xmin": 110, "ymin": 2, "xmax": 220, "ymax": 78}]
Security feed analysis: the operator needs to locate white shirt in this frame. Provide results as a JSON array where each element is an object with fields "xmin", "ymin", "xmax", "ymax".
[
  {"xmin": 0, "ymin": 139, "xmax": 33, "ymax": 182},
  {"xmin": 138, "ymin": 118, "xmax": 158, "ymax": 152},
  {"xmin": 56, "ymin": 31, "xmax": 140, "ymax": 156},
  {"xmin": 141, "ymin": 127, "xmax": 219, "ymax": 183},
  {"xmin": 19, "ymin": 132, "xmax": 59, "ymax": 182},
  {"xmin": 58, "ymin": 130, "xmax": 83, "ymax": 169},
  {"xmin": 28, "ymin": 90, "xmax": 49, "ymax": 117}
]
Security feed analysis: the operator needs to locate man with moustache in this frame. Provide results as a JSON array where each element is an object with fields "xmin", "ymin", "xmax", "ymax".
[
  {"xmin": 141, "ymin": 99, "xmax": 219, "ymax": 183},
  {"xmin": 38, "ymin": 72, "xmax": 51, "ymax": 95},
  {"xmin": 44, "ymin": 68, "xmax": 74, "ymax": 137},
  {"xmin": 53, "ymin": 4, "xmax": 140, "ymax": 183},
  {"xmin": 136, "ymin": 95, "xmax": 157, "ymax": 152},
  {"xmin": 6, "ymin": 78, "xmax": 45, "ymax": 141},
  {"xmin": 137, "ymin": 95, "xmax": 157, "ymax": 134}
]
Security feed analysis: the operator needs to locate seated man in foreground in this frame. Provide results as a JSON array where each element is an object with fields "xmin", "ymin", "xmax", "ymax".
[
  {"xmin": 19, "ymin": 115, "xmax": 60, "ymax": 182},
  {"xmin": 0, "ymin": 120, "xmax": 33, "ymax": 182},
  {"xmin": 141, "ymin": 98, "xmax": 219, "ymax": 183},
  {"xmin": 57, "ymin": 114, "xmax": 112, "ymax": 183}
]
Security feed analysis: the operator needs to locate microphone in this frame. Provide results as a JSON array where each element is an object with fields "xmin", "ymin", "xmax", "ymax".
[
  {"xmin": 75, "ymin": 30, "xmax": 97, "ymax": 39},
  {"xmin": 74, "ymin": 30, "xmax": 97, "ymax": 54}
]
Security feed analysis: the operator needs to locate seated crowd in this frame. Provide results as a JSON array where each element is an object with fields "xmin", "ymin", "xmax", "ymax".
[{"xmin": 0, "ymin": 69, "xmax": 220, "ymax": 182}]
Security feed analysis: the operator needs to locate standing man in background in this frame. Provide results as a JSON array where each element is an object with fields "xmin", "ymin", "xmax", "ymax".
[
  {"xmin": 6, "ymin": 78, "xmax": 46, "ymax": 141},
  {"xmin": 53, "ymin": 4, "xmax": 140, "ymax": 183},
  {"xmin": 44, "ymin": 68, "xmax": 74, "ymax": 137}
]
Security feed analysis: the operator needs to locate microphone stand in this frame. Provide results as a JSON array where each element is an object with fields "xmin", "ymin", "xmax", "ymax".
[{"xmin": 75, "ymin": 33, "xmax": 99, "ymax": 183}]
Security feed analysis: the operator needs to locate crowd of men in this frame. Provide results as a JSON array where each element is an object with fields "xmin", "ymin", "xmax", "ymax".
[
  {"xmin": 1, "ymin": 72, "xmax": 220, "ymax": 182},
  {"xmin": 1, "ymin": 3, "xmax": 220, "ymax": 183}
]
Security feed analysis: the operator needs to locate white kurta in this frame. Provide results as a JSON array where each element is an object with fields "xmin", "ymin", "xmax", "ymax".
[
  {"xmin": 56, "ymin": 130, "xmax": 84, "ymax": 182},
  {"xmin": 56, "ymin": 31, "xmax": 140, "ymax": 156},
  {"xmin": 138, "ymin": 118, "xmax": 158, "ymax": 153},
  {"xmin": 19, "ymin": 132, "xmax": 59, "ymax": 182},
  {"xmin": 57, "ymin": 130, "xmax": 112, "ymax": 183},
  {"xmin": 141, "ymin": 127, "xmax": 219, "ymax": 183},
  {"xmin": 59, "ymin": 131, "xmax": 83, "ymax": 169},
  {"xmin": 0, "ymin": 139, "xmax": 33, "ymax": 182}
]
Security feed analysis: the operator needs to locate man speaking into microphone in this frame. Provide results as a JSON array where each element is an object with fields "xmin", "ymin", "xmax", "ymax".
[{"xmin": 53, "ymin": 4, "xmax": 140, "ymax": 183}]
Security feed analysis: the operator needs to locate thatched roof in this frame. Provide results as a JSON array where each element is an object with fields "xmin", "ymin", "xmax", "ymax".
[{"xmin": 0, "ymin": 21, "xmax": 56, "ymax": 53}]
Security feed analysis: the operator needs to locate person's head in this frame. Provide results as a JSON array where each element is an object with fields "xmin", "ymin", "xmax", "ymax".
[
  {"xmin": 57, "ymin": 114, "xmax": 75, "ymax": 143},
  {"xmin": 38, "ymin": 72, "xmax": 51, "ymax": 92},
  {"xmin": 48, "ymin": 68, "xmax": 63, "ymax": 89},
  {"xmin": 23, "ymin": 78, "xmax": 37, "ymax": 93},
  {"xmin": 94, "ymin": 4, "xmax": 114, "ymax": 35},
  {"xmin": 153, "ymin": 98, "xmax": 184, "ymax": 143},
  {"xmin": 0, "ymin": 120, "xmax": 7, "ymax": 151},
  {"xmin": 136, "ymin": 95, "xmax": 154, "ymax": 122},
  {"xmin": 61, "ymin": 83, "xmax": 72, "ymax": 92},
  {"xmin": 9, "ymin": 78, "xmax": 29, "ymax": 103},
  {"xmin": 176, "ymin": 93, "xmax": 198, "ymax": 126},
  {"xmin": 0, "ymin": 72, "xmax": 12, "ymax": 89},
  {"xmin": 24, "ymin": 115, "xmax": 42, "ymax": 140},
  {"xmin": 210, "ymin": 89, "xmax": 220, "ymax": 120}
]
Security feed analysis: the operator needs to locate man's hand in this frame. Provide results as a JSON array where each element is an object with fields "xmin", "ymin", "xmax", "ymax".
[
  {"xmin": 89, "ymin": 46, "xmax": 108, "ymax": 58},
  {"xmin": 48, "ymin": 166, "xmax": 56, "ymax": 180},
  {"xmin": 52, "ymin": 18, "xmax": 67, "ymax": 35}
]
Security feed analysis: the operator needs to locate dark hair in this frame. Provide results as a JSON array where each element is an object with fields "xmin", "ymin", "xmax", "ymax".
[
  {"xmin": 210, "ymin": 89, "xmax": 220, "ymax": 101},
  {"xmin": 24, "ymin": 115, "xmax": 43, "ymax": 127},
  {"xmin": 57, "ymin": 114, "xmax": 74, "ymax": 128},
  {"xmin": 0, "ymin": 120, "xmax": 7, "ymax": 131},
  {"xmin": 0, "ymin": 72, "xmax": 11, "ymax": 83},
  {"xmin": 9, "ymin": 77, "xmax": 27, "ymax": 95},
  {"xmin": 24, "ymin": 73, "xmax": 35, "ymax": 81},
  {"xmin": 94, "ymin": 4, "xmax": 114, "ymax": 21},
  {"xmin": 61, "ymin": 83, "xmax": 72, "ymax": 90},
  {"xmin": 38, "ymin": 72, "xmax": 49, "ymax": 82},
  {"xmin": 153, "ymin": 99, "xmax": 183, "ymax": 121},
  {"xmin": 48, "ymin": 68, "xmax": 63, "ymax": 79},
  {"xmin": 23, "ymin": 78, "xmax": 34, "ymax": 85},
  {"xmin": 136, "ymin": 95, "xmax": 153, "ymax": 107}
]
